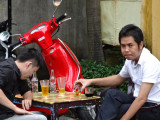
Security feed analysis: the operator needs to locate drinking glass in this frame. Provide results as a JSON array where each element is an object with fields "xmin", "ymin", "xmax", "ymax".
[
  {"xmin": 57, "ymin": 77, "xmax": 66, "ymax": 96},
  {"xmin": 85, "ymin": 87, "xmax": 95, "ymax": 97},
  {"xmin": 40, "ymin": 80, "xmax": 49, "ymax": 97},
  {"xmin": 74, "ymin": 84, "xmax": 81, "ymax": 97}
]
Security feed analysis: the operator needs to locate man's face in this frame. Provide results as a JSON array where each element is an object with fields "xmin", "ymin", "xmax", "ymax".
[
  {"xmin": 120, "ymin": 36, "xmax": 143, "ymax": 64},
  {"xmin": 20, "ymin": 63, "xmax": 39, "ymax": 80}
]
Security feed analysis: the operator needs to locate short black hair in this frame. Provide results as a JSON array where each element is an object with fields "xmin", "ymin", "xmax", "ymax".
[
  {"xmin": 119, "ymin": 24, "xmax": 144, "ymax": 46},
  {"xmin": 16, "ymin": 48, "xmax": 44, "ymax": 68}
]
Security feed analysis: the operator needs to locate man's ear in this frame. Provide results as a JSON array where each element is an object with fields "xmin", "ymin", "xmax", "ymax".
[
  {"xmin": 139, "ymin": 41, "xmax": 144, "ymax": 50},
  {"xmin": 25, "ymin": 61, "xmax": 33, "ymax": 69}
]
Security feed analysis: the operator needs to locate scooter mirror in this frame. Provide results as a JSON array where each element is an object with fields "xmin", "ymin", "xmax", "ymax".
[
  {"xmin": 53, "ymin": 0, "xmax": 62, "ymax": 6},
  {"xmin": 0, "ymin": 31, "xmax": 10, "ymax": 41}
]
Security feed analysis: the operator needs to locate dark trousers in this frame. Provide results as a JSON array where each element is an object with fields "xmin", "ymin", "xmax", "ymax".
[{"xmin": 95, "ymin": 89, "xmax": 160, "ymax": 120}]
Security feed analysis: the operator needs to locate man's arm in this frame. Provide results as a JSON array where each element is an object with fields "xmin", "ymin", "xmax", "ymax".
[
  {"xmin": 120, "ymin": 82, "xmax": 153, "ymax": 120},
  {"xmin": 0, "ymin": 89, "xmax": 32, "ymax": 114},
  {"xmin": 22, "ymin": 91, "xmax": 33, "ymax": 110},
  {"xmin": 75, "ymin": 74, "xmax": 127, "ymax": 90}
]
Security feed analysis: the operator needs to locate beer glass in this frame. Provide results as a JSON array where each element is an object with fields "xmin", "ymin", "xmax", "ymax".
[
  {"xmin": 57, "ymin": 77, "xmax": 66, "ymax": 96},
  {"xmin": 40, "ymin": 80, "xmax": 49, "ymax": 97}
]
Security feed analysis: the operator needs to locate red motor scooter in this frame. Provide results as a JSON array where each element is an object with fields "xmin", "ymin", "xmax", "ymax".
[{"xmin": 0, "ymin": 0, "xmax": 85, "ymax": 118}]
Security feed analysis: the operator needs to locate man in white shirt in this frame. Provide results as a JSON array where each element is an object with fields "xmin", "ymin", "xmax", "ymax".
[{"xmin": 75, "ymin": 24, "xmax": 160, "ymax": 120}]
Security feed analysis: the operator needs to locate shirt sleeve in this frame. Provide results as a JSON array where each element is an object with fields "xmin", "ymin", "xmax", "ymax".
[
  {"xmin": 142, "ymin": 60, "xmax": 160, "ymax": 83},
  {"xmin": 119, "ymin": 60, "xmax": 130, "ymax": 78}
]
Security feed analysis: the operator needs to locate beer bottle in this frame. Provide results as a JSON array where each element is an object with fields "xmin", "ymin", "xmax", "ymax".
[
  {"xmin": 50, "ymin": 69, "xmax": 57, "ymax": 93},
  {"xmin": 31, "ymin": 72, "xmax": 38, "ymax": 93}
]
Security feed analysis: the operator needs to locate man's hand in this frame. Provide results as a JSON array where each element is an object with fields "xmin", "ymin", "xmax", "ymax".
[
  {"xmin": 22, "ymin": 91, "xmax": 33, "ymax": 110},
  {"xmin": 22, "ymin": 99, "xmax": 32, "ymax": 110},
  {"xmin": 74, "ymin": 79, "xmax": 92, "ymax": 91},
  {"xmin": 14, "ymin": 106, "xmax": 33, "ymax": 115},
  {"xmin": 75, "ymin": 75, "xmax": 126, "ymax": 91}
]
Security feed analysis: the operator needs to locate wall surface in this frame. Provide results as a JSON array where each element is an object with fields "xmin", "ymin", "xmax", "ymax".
[
  {"xmin": 0, "ymin": 0, "xmax": 7, "ymax": 21},
  {"xmin": 152, "ymin": 0, "xmax": 160, "ymax": 60},
  {"xmin": 141, "ymin": 0, "xmax": 152, "ymax": 51},
  {"xmin": 100, "ymin": 0, "xmax": 142, "ymax": 46}
]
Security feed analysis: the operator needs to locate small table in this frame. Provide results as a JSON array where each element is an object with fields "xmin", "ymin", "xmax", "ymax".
[{"xmin": 14, "ymin": 92, "xmax": 101, "ymax": 120}]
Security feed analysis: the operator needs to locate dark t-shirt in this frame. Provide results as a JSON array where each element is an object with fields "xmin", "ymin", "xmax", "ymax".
[{"xmin": 0, "ymin": 58, "xmax": 31, "ymax": 119}]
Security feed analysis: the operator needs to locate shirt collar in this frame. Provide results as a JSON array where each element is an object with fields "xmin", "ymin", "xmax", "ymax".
[
  {"xmin": 137, "ymin": 47, "xmax": 150, "ymax": 65},
  {"xmin": 131, "ymin": 47, "xmax": 149, "ymax": 67}
]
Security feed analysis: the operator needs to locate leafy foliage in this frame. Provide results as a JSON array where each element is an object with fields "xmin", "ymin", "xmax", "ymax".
[
  {"xmin": 80, "ymin": 59, "xmax": 128, "ymax": 93},
  {"xmin": 118, "ymin": 80, "xmax": 128, "ymax": 93}
]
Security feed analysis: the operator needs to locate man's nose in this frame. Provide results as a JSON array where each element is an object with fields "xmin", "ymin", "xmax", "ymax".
[{"xmin": 125, "ymin": 46, "xmax": 129, "ymax": 51}]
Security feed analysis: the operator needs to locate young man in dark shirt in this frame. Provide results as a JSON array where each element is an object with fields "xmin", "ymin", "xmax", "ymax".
[{"xmin": 0, "ymin": 48, "xmax": 47, "ymax": 120}]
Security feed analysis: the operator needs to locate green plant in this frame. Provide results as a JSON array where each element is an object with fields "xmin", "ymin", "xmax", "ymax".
[
  {"xmin": 118, "ymin": 80, "xmax": 128, "ymax": 93},
  {"xmin": 80, "ymin": 59, "xmax": 128, "ymax": 93}
]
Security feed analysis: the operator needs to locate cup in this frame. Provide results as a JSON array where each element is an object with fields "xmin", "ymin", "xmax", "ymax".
[
  {"xmin": 57, "ymin": 77, "xmax": 66, "ymax": 95},
  {"xmin": 40, "ymin": 80, "xmax": 49, "ymax": 97},
  {"xmin": 85, "ymin": 87, "xmax": 95, "ymax": 97},
  {"xmin": 74, "ymin": 84, "xmax": 81, "ymax": 97}
]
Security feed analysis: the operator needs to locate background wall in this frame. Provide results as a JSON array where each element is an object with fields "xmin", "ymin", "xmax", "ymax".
[
  {"xmin": 152, "ymin": 0, "xmax": 160, "ymax": 60},
  {"xmin": 100, "ymin": 0, "xmax": 142, "ymax": 45},
  {"xmin": 0, "ymin": 1, "xmax": 7, "ymax": 21}
]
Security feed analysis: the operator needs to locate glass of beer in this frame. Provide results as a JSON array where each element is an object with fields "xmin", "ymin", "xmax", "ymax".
[
  {"xmin": 40, "ymin": 80, "xmax": 49, "ymax": 97},
  {"xmin": 57, "ymin": 77, "xmax": 66, "ymax": 96}
]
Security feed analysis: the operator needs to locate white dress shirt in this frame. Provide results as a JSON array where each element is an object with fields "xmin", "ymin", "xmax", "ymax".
[{"xmin": 120, "ymin": 47, "xmax": 160, "ymax": 103}]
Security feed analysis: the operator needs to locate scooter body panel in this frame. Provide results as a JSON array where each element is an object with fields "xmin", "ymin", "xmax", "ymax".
[{"xmin": 42, "ymin": 38, "xmax": 83, "ymax": 92}]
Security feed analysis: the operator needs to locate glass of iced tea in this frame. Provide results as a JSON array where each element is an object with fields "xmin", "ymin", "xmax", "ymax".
[
  {"xmin": 40, "ymin": 80, "xmax": 49, "ymax": 97},
  {"xmin": 85, "ymin": 87, "xmax": 95, "ymax": 97},
  {"xmin": 57, "ymin": 77, "xmax": 66, "ymax": 96}
]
